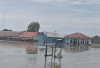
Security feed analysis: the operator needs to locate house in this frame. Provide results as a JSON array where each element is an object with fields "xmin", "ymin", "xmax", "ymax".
[
  {"xmin": 43, "ymin": 31, "xmax": 65, "ymax": 43},
  {"xmin": 39, "ymin": 31, "xmax": 65, "ymax": 46},
  {"xmin": 0, "ymin": 31, "xmax": 24, "ymax": 40},
  {"xmin": 38, "ymin": 32, "xmax": 48, "ymax": 46},
  {"xmin": 19, "ymin": 32, "xmax": 39, "ymax": 42},
  {"xmin": 65, "ymin": 32, "xmax": 91, "ymax": 46},
  {"xmin": 0, "ymin": 31, "xmax": 23, "ymax": 37}
]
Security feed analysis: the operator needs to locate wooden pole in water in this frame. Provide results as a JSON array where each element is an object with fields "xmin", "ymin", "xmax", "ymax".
[
  {"xmin": 45, "ymin": 32, "xmax": 47, "ymax": 56},
  {"xmin": 44, "ymin": 56, "xmax": 47, "ymax": 68},
  {"xmin": 52, "ymin": 45, "xmax": 53, "ymax": 57},
  {"xmin": 54, "ymin": 44, "xmax": 56, "ymax": 57},
  {"xmin": 45, "ymin": 44, "xmax": 47, "ymax": 56}
]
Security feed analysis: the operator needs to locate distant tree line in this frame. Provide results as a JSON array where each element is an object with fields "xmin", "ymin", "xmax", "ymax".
[
  {"xmin": 2, "ymin": 29, "xmax": 12, "ymax": 31},
  {"xmin": 91, "ymin": 36, "xmax": 100, "ymax": 44}
]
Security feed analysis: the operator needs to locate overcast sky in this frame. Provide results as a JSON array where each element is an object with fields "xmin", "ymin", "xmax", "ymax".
[{"xmin": 0, "ymin": 0, "xmax": 100, "ymax": 36}]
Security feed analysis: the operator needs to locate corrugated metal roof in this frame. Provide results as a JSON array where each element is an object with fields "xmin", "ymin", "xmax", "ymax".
[
  {"xmin": 65, "ymin": 32, "xmax": 90, "ymax": 38},
  {"xmin": 19, "ymin": 32, "xmax": 37, "ymax": 38},
  {"xmin": 43, "ymin": 31, "xmax": 65, "ymax": 38},
  {"xmin": 0, "ymin": 31, "xmax": 24, "ymax": 37},
  {"xmin": 59, "ymin": 34, "xmax": 67, "ymax": 38},
  {"xmin": 43, "ymin": 31, "xmax": 60, "ymax": 38}
]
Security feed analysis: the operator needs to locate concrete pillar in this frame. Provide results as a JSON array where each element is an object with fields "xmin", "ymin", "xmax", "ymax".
[
  {"xmin": 84, "ymin": 39, "xmax": 85, "ymax": 45},
  {"xmin": 89, "ymin": 39, "xmax": 91, "ymax": 45},
  {"xmin": 86, "ymin": 39, "xmax": 87, "ymax": 45},
  {"xmin": 79, "ymin": 38, "xmax": 81, "ymax": 45},
  {"xmin": 72, "ymin": 38, "xmax": 74, "ymax": 45},
  {"xmin": 70, "ymin": 38, "xmax": 72, "ymax": 45},
  {"xmin": 85, "ymin": 39, "xmax": 86, "ymax": 45},
  {"xmin": 77, "ymin": 38, "xmax": 79, "ymax": 45},
  {"xmin": 85, "ymin": 40, "xmax": 86, "ymax": 45},
  {"xmin": 86, "ymin": 40, "xmax": 88, "ymax": 45},
  {"xmin": 87, "ymin": 40, "xmax": 89, "ymax": 44},
  {"xmin": 69, "ymin": 38, "xmax": 71, "ymax": 46},
  {"xmin": 83, "ymin": 39, "xmax": 84, "ymax": 45},
  {"xmin": 72, "ymin": 39, "xmax": 73, "ymax": 45},
  {"xmin": 70, "ymin": 38, "xmax": 72, "ymax": 46},
  {"xmin": 81, "ymin": 39, "xmax": 83, "ymax": 45},
  {"xmin": 82, "ymin": 39, "xmax": 84, "ymax": 45}
]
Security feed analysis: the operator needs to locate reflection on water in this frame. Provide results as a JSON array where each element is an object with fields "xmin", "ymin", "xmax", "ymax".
[
  {"xmin": 0, "ymin": 41, "xmax": 91, "ymax": 54},
  {"xmin": 44, "ymin": 57, "xmax": 62, "ymax": 68},
  {"xmin": 0, "ymin": 41, "xmax": 100, "ymax": 68},
  {"xmin": 0, "ymin": 41, "xmax": 38, "ymax": 54},
  {"xmin": 64, "ymin": 45, "xmax": 89, "ymax": 53}
]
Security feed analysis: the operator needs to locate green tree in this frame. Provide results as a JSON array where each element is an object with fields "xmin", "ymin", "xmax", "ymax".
[
  {"xmin": 27, "ymin": 21, "xmax": 40, "ymax": 32},
  {"xmin": 91, "ymin": 35, "xmax": 100, "ymax": 43},
  {"xmin": 2, "ymin": 29, "xmax": 12, "ymax": 31}
]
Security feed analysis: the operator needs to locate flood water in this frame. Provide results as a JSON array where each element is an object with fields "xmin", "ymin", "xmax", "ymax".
[{"xmin": 0, "ymin": 41, "xmax": 100, "ymax": 68}]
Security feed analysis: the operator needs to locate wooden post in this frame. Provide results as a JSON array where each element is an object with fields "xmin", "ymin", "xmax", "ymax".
[
  {"xmin": 45, "ymin": 44, "xmax": 54, "ymax": 56},
  {"xmin": 45, "ymin": 45, "xmax": 47, "ymax": 56},
  {"xmin": 54, "ymin": 45, "xmax": 56, "ymax": 57},
  {"xmin": 44, "ymin": 56, "xmax": 47, "ymax": 68},
  {"xmin": 52, "ymin": 45, "xmax": 53, "ymax": 57}
]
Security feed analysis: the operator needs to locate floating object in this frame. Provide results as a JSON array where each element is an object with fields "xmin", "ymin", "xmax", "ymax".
[{"xmin": 57, "ymin": 52, "xmax": 63, "ymax": 58}]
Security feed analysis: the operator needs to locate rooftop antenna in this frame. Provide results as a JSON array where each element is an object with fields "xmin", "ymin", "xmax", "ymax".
[{"xmin": 3, "ymin": 10, "xmax": 5, "ymax": 29}]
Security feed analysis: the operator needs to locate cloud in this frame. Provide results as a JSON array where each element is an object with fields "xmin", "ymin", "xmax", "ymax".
[
  {"xmin": 31, "ymin": 0, "xmax": 100, "ymax": 5},
  {"xmin": 31, "ymin": 0, "xmax": 66, "ymax": 2},
  {"xmin": 38, "ymin": 16, "xmax": 100, "ymax": 33},
  {"xmin": 72, "ymin": 0, "xmax": 100, "ymax": 5}
]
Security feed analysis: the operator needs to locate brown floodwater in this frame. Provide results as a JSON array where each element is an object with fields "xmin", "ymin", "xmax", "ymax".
[{"xmin": 0, "ymin": 40, "xmax": 100, "ymax": 68}]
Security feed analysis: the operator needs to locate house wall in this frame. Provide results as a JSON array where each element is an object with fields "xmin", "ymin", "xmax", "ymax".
[
  {"xmin": 65, "ymin": 38, "xmax": 70, "ymax": 46},
  {"xmin": 38, "ymin": 33, "xmax": 65, "ymax": 45},
  {"xmin": 33, "ymin": 34, "xmax": 39, "ymax": 40},
  {"xmin": 38, "ymin": 33, "xmax": 48, "ymax": 46},
  {"xmin": 47, "ymin": 37, "xmax": 65, "ymax": 44},
  {"xmin": 65, "ymin": 37, "xmax": 91, "ymax": 46},
  {"xmin": 47, "ymin": 37, "xmax": 56, "ymax": 43}
]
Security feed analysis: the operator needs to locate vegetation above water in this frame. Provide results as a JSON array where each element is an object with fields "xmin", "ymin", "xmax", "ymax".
[
  {"xmin": 2, "ymin": 29, "xmax": 12, "ymax": 31},
  {"xmin": 2, "ymin": 21, "xmax": 40, "ymax": 32},
  {"xmin": 27, "ymin": 21, "xmax": 40, "ymax": 32},
  {"xmin": 91, "ymin": 36, "xmax": 100, "ymax": 44}
]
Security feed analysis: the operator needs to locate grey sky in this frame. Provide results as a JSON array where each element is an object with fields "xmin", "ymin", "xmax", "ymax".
[{"xmin": 0, "ymin": 0, "xmax": 100, "ymax": 36}]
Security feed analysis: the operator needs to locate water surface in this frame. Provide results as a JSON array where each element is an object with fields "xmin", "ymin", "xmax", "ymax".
[{"xmin": 0, "ymin": 41, "xmax": 100, "ymax": 68}]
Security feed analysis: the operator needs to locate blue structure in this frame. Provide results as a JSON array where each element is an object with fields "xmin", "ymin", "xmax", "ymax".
[
  {"xmin": 39, "ymin": 32, "xmax": 48, "ymax": 46},
  {"xmin": 39, "ymin": 32, "xmax": 65, "ymax": 46},
  {"xmin": 65, "ymin": 32, "xmax": 91, "ymax": 47}
]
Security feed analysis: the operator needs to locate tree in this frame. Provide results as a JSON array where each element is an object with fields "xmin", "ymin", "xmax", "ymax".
[
  {"xmin": 2, "ymin": 29, "xmax": 12, "ymax": 31},
  {"xmin": 27, "ymin": 21, "xmax": 40, "ymax": 32},
  {"xmin": 91, "ymin": 35, "xmax": 100, "ymax": 43}
]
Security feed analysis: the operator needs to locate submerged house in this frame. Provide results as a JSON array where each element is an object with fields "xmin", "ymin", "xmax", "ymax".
[
  {"xmin": 0, "ymin": 31, "xmax": 24, "ymax": 40},
  {"xmin": 43, "ymin": 31, "xmax": 65, "ymax": 43},
  {"xmin": 19, "ymin": 32, "xmax": 39, "ymax": 42},
  {"xmin": 39, "ymin": 31, "xmax": 65, "ymax": 46},
  {"xmin": 38, "ymin": 32, "xmax": 47, "ymax": 46},
  {"xmin": 65, "ymin": 32, "xmax": 91, "ymax": 46},
  {"xmin": 43, "ymin": 31, "xmax": 60, "ymax": 43}
]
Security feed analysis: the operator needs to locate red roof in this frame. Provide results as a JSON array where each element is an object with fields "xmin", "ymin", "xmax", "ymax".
[
  {"xmin": 65, "ymin": 32, "xmax": 90, "ymax": 38},
  {"xmin": 19, "ymin": 32, "xmax": 37, "ymax": 38}
]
